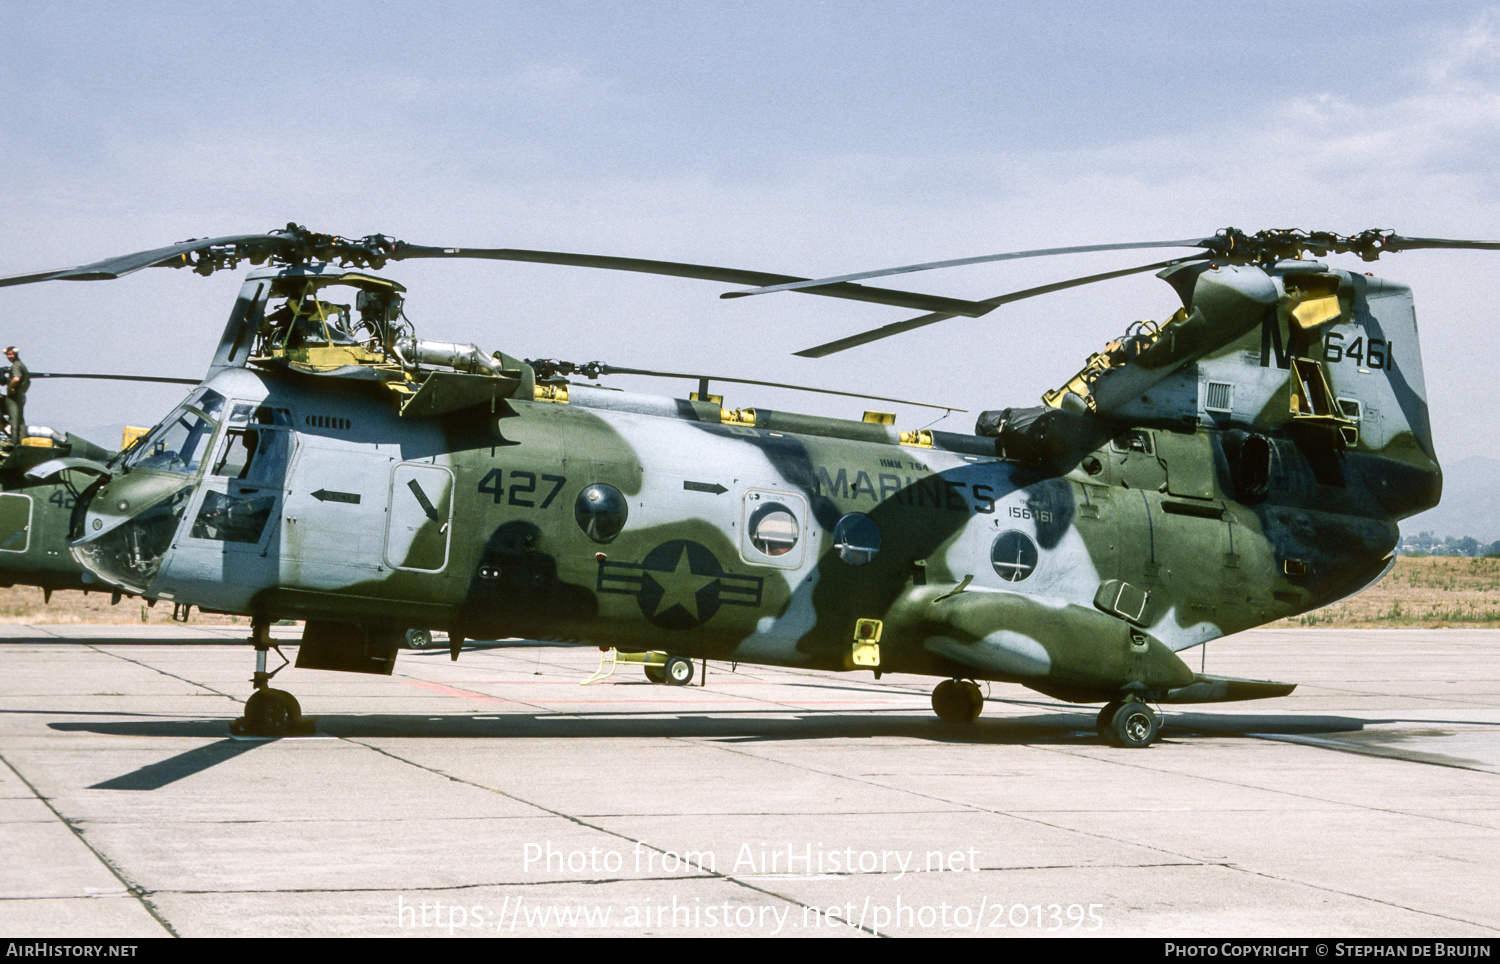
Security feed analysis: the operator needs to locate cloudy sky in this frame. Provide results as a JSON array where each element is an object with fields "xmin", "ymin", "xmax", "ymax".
[{"xmin": 3, "ymin": 0, "xmax": 1499, "ymax": 475}]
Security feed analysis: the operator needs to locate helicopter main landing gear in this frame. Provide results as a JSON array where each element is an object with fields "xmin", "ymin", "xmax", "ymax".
[
  {"xmin": 229, "ymin": 616, "xmax": 311, "ymax": 737},
  {"xmin": 1096, "ymin": 699, "xmax": 1160, "ymax": 748},
  {"xmin": 663, "ymin": 655, "xmax": 694, "ymax": 685},
  {"xmin": 931, "ymin": 678, "xmax": 984, "ymax": 723}
]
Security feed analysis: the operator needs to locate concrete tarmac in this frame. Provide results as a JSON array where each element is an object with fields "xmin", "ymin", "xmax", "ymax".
[{"xmin": 0, "ymin": 625, "xmax": 1496, "ymax": 938}]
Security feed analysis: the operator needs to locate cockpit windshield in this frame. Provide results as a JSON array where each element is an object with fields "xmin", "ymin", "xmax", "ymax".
[{"xmin": 122, "ymin": 388, "xmax": 226, "ymax": 475}]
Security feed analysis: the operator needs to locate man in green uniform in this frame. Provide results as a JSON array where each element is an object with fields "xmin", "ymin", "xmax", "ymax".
[{"xmin": 4, "ymin": 346, "xmax": 28, "ymax": 447}]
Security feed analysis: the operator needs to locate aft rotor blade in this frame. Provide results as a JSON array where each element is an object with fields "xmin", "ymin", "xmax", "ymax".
[
  {"xmin": 794, "ymin": 257, "xmax": 1188, "ymax": 358},
  {"xmin": 31, "ymin": 372, "xmax": 200, "ymax": 386},
  {"xmin": 1378, "ymin": 235, "xmax": 1500, "ymax": 253},
  {"xmin": 389, "ymin": 243, "xmax": 994, "ymax": 317},
  {"xmin": 725, "ymin": 237, "xmax": 1213, "ymax": 299},
  {"xmin": 596, "ymin": 365, "xmax": 965, "ymax": 412},
  {"xmin": 0, "ymin": 234, "xmax": 276, "ymax": 288}
]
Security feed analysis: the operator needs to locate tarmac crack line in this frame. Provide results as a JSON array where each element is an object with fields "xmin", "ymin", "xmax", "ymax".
[
  {"xmin": 334, "ymin": 736, "xmax": 887, "ymax": 937},
  {"xmin": 0, "ymin": 751, "xmax": 178, "ymax": 937},
  {"xmin": 682, "ymin": 736, "xmax": 1231, "ymax": 866},
  {"xmin": 1031, "ymin": 737, "xmax": 1500, "ymax": 831},
  {"xmin": 685, "ymin": 737, "xmax": 1500, "ymax": 933},
  {"xmin": 1015, "ymin": 743, "xmax": 1500, "ymax": 932},
  {"xmin": 82, "ymin": 643, "xmax": 240, "ymax": 701}
]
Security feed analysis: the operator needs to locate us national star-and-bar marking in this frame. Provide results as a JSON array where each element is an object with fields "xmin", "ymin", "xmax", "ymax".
[{"xmin": 596, "ymin": 539, "xmax": 765, "ymax": 630}]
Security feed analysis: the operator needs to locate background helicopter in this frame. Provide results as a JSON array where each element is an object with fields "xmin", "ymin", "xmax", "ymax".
[
  {"xmin": 0, "ymin": 371, "xmax": 199, "ymax": 601},
  {"xmin": 0, "ymin": 224, "xmax": 1466, "ymax": 745}
]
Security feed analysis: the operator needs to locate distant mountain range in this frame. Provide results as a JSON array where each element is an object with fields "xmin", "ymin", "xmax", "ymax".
[{"xmin": 1401, "ymin": 455, "xmax": 1500, "ymax": 544}]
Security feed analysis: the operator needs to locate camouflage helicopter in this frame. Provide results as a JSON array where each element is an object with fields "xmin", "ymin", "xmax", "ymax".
[
  {"xmin": 0, "ymin": 224, "xmax": 1461, "ymax": 746},
  {"xmin": 0, "ymin": 373, "xmax": 198, "ymax": 600}
]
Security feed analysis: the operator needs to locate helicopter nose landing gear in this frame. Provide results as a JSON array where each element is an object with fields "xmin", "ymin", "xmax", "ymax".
[
  {"xmin": 1096, "ymin": 699, "xmax": 1160, "ymax": 748},
  {"xmin": 931, "ymin": 679, "xmax": 984, "ymax": 723},
  {"xmin": 238, "ymin": 688, "xmax": 302, "ymax": 736},
  {"xmin": 229, "ymin": 616, "xmax": 312, "ymax": 737}
]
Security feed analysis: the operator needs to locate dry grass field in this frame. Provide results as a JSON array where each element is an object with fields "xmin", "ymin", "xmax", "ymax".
[
  {"xmin": 0, "ymin": 586, "xmax": 246, "ymax": 626},
  {"xmin": 1272, "ymin": 555, "xmax": 1500, "ymax": 628},
  {"xmin": 0, "ymin": 555, "xmax": 1493, "ymax": 630}
]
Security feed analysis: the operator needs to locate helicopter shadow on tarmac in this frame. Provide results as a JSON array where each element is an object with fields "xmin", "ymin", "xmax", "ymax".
[{"xmin": 43, "ymin": 705, "xmax": 1424, "ymax": 792}]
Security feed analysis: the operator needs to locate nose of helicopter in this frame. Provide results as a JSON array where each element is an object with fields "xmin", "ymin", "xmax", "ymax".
[{"xmin": 71, "ymin": 472, "xmax": 197, "ymax": 594}]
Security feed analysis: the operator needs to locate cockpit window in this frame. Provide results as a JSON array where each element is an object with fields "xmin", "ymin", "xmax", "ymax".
[
  {"xmin": 192, "ymin": 388, "xmax": 227, "ymax": 420},
  {"xmin": 226, "ymin": 403, "xmax": 293, "ymax": 429},
  {"xmin": 124, "ymin": 406, "xmax": 218, "ymax": 474},
  {"xmin": 212, "ymin": 405, "xmax": 292, "ymax": 484}
]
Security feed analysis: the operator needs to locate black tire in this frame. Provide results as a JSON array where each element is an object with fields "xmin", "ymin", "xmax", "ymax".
[
  {"xmin": 932, "ymin": 679, "xmax": 981, "ymax": 723},
  {"xmin": 644, "ymin": 663, "xmax": 667, "ymax": 684},
  {"xmin": 1097, "ymin": 700, "xmax": 1124, "ymax": 739},
  {"xmin": 957, "ymin": 680, "xmax": 984, "ymax": 721},
  {"xmin": 1107, "ymin": 701, "xmax": 1159, "ymax": 748},
  {"xmin": 244, "ymin": 688, "xmax": 301, "ymax": 736},
  {"xmin": 404, "ymin": 628, "xmax": 434, "ymax": 650},
  {"xmin": 664, "ymin": 656, "xmax": 694, "ymax": 686}
]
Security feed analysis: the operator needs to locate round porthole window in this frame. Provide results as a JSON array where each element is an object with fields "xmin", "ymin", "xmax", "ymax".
[
  {"xmin": 832, "ymin": 513, "xmax": 881, "ymax": 565},
  {"xmin": 991, "ymin": 530, "xmax": 1038, "ymax": 582},
  {"xmin": 574, "ymin": 483, "xmax": 628, "ymax": 543},
  {"xmin": 748, "ymin": 502, "xmax": 799, "ymax": 556}
]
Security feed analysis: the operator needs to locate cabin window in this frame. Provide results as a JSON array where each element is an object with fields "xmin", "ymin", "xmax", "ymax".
[
  {"xmin": 832, "ymin": 513, "xmax": 881, "ymax": 566},
  {"xmin": 749, "ymin": 503, "xmax": 799, "ymax": 555},
  {"xmin": 740, "ymin": 489, "xmax": 808, "ymax": 568},
  {"xmin": 575, "ymin": 483, "xmax": 628, "ymax": 543},
  {"xmin": 991, "ymin": 530, "xmax": 1039, "ymax": 582}
]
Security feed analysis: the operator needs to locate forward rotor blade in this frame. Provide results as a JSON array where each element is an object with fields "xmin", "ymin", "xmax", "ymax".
[
  {"xmin": 32, "ymin": 372, "xmax": 200, "ymax": 386},
  {"xmin": 389, "ymin": 243, "xmax": 994, "ymax": 317},
  {"xmin": 725, "ymin": 237, "xmax": 1213, "ymax": 299},
  {"xmin": 596, "ymin": 365, "xmax": 965, "ymax": 412},
  {"xmin": 794, "ymin": 257, "xmax": 1188, "ymax": 358},
  {"xmin": 0, "ymin": 234, "xmax": 276, "ymax": 288}
]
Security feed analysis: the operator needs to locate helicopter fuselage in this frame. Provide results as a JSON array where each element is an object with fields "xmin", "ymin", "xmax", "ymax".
[{"xmin": 69, "ymin": 357, "xmax": 1415, "ymax": 704}]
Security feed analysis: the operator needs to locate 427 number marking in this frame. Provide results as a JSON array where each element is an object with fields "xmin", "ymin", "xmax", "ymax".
[{"xmin": 477, "ymin": 469, "xmax": 566, "ymax": 508}]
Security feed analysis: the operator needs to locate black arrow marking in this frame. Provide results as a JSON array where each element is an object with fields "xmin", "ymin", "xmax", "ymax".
[
  {"xmin": 311, "ymin": 489, "xmax": 360, "ymax": 504},
  {"xmin": 683, "ymin": 481, "xmax": 728, "ymax": 495}
]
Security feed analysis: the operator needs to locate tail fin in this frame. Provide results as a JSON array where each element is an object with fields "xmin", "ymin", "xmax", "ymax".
[{"xmin": 1048, "ymin": 261, "xmax": 1441, "ymax": 520}]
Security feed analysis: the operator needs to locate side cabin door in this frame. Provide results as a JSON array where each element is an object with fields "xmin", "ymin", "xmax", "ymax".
[
  {"xmin": 0, "ymin": 493, "xmax": 31, "ymax": 558},
  {"xmin": 1104, "ymin": 427, "xmax": 1239, "ymax": 645},
  {"xmin": 280, "ymin": 424, "xmax": 392, "ymax": 589}
]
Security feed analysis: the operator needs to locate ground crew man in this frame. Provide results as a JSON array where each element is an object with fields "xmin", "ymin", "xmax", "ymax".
[{"xmin": 4, "ymin": 346, "xmax": 28, "ymax": 446}]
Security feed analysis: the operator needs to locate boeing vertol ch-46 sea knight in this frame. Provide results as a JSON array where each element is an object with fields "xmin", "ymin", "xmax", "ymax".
[{"xmin": 0, "ymin": 225, "xmax": 1455, "ymax": 746}]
